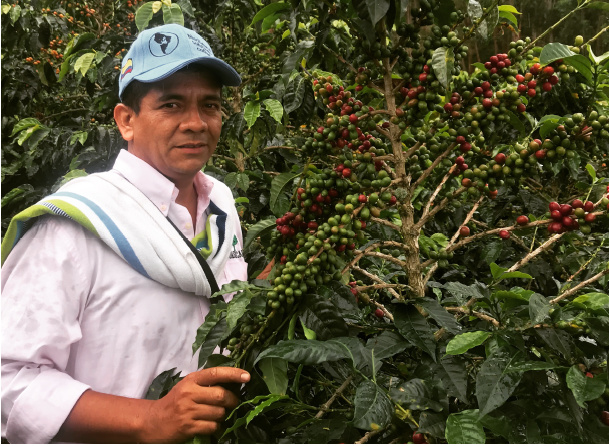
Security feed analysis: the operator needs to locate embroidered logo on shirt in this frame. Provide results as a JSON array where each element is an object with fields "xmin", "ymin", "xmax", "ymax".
[{"xmin": 230, "ymin": 235, "xmax": 243, "ymax": 259}]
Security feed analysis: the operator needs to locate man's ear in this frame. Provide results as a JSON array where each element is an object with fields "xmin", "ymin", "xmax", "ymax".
[{"xmin": 114, "ymin": 103, "xmax": 135, "ymax": 142}]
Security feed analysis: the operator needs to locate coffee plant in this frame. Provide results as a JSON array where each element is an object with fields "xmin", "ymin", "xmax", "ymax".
[{"xmin": 3, "ymin": 0, "xmax": 609, "ymax": 443}]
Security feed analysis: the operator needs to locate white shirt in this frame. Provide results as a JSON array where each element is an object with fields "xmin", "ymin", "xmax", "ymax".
[{"xmin": 1, "ymin": 150, "xmax": 248, "ymax": 443}]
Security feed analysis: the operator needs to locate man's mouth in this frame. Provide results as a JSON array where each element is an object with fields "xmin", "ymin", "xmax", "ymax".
[{"xmin": 176, "ymin": 142, "xmax": 204, "ymax": 149}]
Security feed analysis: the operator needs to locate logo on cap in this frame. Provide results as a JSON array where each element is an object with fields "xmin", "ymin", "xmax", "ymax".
[
  {"xmin": 121, "ymin": 58, "xmax": 133, "ymax": 80},
  {"xmin": 149, "ymin": 32, "xmax": 179, "ymax": 57}
]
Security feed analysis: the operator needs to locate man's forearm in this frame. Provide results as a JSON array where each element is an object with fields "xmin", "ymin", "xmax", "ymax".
[
  {"xmin": 53, "ymin": 389, "xmax": 153, "ymax": 443},
  {"xmin": 52, "ymin": 367, "xmax": 249, "ymax": 443}
]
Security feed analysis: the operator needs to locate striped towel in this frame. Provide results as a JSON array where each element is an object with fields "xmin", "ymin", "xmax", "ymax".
[{"xmin": 1, "ymin": 171, "xmax": 236, "ymax": 297}]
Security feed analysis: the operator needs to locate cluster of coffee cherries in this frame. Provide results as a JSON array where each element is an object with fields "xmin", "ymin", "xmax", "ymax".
[
  {"xmin": 516, "ymin": 63, "xmax": 560, "ymax": 98},
  {"xmin": 547, "ymin": 199, "xmax": 597, "ymax": 234}
]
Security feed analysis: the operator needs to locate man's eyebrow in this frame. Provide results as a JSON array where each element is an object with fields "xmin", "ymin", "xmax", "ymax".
[{"xmin": 156, "ymin": 92, "xmax": 222, "ymax": 102}]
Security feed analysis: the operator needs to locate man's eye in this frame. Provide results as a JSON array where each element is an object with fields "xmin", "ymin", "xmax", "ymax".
[{"xmin": 161, "ymin": 103, "xmax": 178, "ymax": 109}]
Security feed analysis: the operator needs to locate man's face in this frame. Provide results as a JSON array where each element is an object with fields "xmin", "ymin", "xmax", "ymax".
[{"xmin": 118, "ymin": 70, "xmax": 223, "ymax": 187}]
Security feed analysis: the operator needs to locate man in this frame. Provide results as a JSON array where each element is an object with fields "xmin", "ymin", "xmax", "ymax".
[{"xmin": 1, "ymin": 24, "xmax": 250, "ymax": 443}]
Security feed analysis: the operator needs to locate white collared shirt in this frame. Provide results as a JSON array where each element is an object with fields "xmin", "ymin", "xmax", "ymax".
[{"xmin": 1, "ymin": 150, "xmax": 248, "ymax": 443}]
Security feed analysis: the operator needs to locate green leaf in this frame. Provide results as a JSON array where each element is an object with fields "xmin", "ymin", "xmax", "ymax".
[
  {"xmin": 539, "ymin": 43, "xmax": 576, "ymax": 65},
  {"xmin": 505, "ymin": 360, "xmax": 556, "ymax": 373},
  {"xmin": 586, "ymin": 163, "xmax": 597, "ymax": 182},
  {"xmin": 283, "ymin": 74, "xmax": 308, "ymax": 113},
  {"xmin": 490, "ymin": 262, "xmax": 532, "ymax": 281},
  {"xmin": 304, "ymin": 419, "xmax": 348, "ymax": 444},
  {"xmin": 503, "ymin": 109, "xmax": 526, "ymax": 137},
  {"xmin": 352, "ymin": 380, "xmax": 393, "ymax": 430},
  {"xmin": 389, "ymin": 378, "xmax": 446, "ymax": 412},
  {"xmin": 244, "ymin": 218, "xmax": 276, "ymax": 250},
  {"xmin": 366, "ymin": 0, "xmax": 390, "ymax": 25},
  {"xmin": 192, "ymin": 301, "xmax": 227, "ymax": 355},
  {"xmin": 70, "ymin": 131, "xmax": 88, "ymax": 146},
  {"xmin": 419, "ymin": 298, "xmax": 462, "ymax": 335},
  {"xmin": 16, "ymin": 126, "xmax": 38, "ymax": 146},
  {"xmin": 245, "ymin": 394, "xmax": 289, "ymax": 425},
  {"xmin": 270, "ymin": 171, "xmax": 300, "ymax": 216},
  {"xmin": 299, "ymin": 293, "xmax": 349, "ymax": 340},
  {"xmin": 529, "ymin": 293, "xmax": 551, "ymax": 325},
  {"xmin": 263, "ymin": 99, "xmax": 284, "ymax": 123},
  {"xmin": 566, "ymin": 365, "xmax": 607, "ymax": 407},
  {"xmin": 535, "ymin": 327, "xmax": 575, "ymax": 361},
  {"xmin": 162, "ymin": 3, "xmax": 184, "ymax": 25},
  {"xmin": 254, "ymin": 338, "xmax": 353, "ymax": 365},
  {"xmin": 145, "ymin": 368, "xmax": 181, "ymax": 400},
  {"xmin": 1, "ymin": 4, "xmax": 11, "ymax": 14},
  {"xmin": 365, "ymin": 331, "xmax": 410, "ymax": 360},
  {"xmin": 436, "ymin": 355, "xmax": 469, "ymax": 402},
  {"xmin": 445, "ymin": 409, "xmax": 485, "ymax": 444},
  {"xmin": 431, "ymin": 47, "xmax": 455, "ymax": 89},
  {"xmin": 244, "ymin": 101, "xmax": 261, "ymax": 129},
  {"xmin": 572, "ymin": 292, "xmax": 609, "ymax": 310},
  {"xmin": 480, "ymin": 240, "xmax": 503, "ymax": 265},
  {"xmin": 497, "ymin": 5, "xmax": 521, "ymax": 14},
  {"xmin": 418, "ymin": 412, "xmax": 447, "ymax": 438},
  {"xmin": 60, "ymin": 169, "xmax": 88, "ymax": 187},
  {"xmin": 135, "ymin": 2, "xmax": 155, "ymax": 31},
  {"xmin": 585, "ymin": 1, "xmax": 609, "ymax": 12},
  {"xmin": 564, "ymin": 54, "xmax": 593, "ymax": 82},
  {"xmin": 258, "ymin": 357, "xmax": 288, "ymax": 395},
  {"xmin": 250, "ymin": 2, "xmax": 290, "ymax": 26},
  {"xmin": 236, "ymin": 172, "xmax": 249, "ymax": 192},
  {"xmin": 9, "ymin": 3, "xmax": 20, "ymax": 24},
  {"xmin": 475, "ymin": 349, "xmax": 524, "ymax": 417},
  {"xmin": 393, "ymin": 305, "xmax": 437, "ymax": 361},
  {"xmin": 226, "ymin": 291, "xmax": 251, "ymax": 331},
  {"xmin": 212, "ymin": 280, "xmax": 257, "ymax": 299},
  {"xmin": 74, "ymin": 52, "xmax": 96, "ymax": 77},
  {"xmin": 498, "ymin": 10, "xmax": 518, "ymax": 27},
  {"xmin": 176, "ymin": 0, "xmax": 194, "ymax": 17},
  {"xmin": 300, "ymin": 320, "xmax": 317, "ymax": 340},
  {"xmin": 10, "ymin": 118, "xmax": 42, "ymax": 137},
  {"xmin": 446, "ymin": 331, "xmax": 491, "ymax": 355},
  {"xmin": 433, "ymin": 281, "xmax": 486, "ymax": 300},
  {"xmin": 197, "ymin": 317, "xmax": 227, "ymax": 368}
]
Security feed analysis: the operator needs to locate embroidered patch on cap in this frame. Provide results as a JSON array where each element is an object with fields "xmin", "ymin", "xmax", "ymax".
[
  {"xmin": 149, "ymin": 32, "xmax": 179, "ymax": 57},
  {"xmin": 120, "ymin": 58, "xmax": 133, "ymax": 80}
]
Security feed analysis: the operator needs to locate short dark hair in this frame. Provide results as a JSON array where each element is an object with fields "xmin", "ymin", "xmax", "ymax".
[{"xmin": 120, "ymin": 64, "xmax": 222, "ymax": 115}]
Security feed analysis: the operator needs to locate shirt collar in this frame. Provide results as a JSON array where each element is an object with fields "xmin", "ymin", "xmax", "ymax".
[{"xmin": 111, "ymin": 149, "xmax": 214, "ymax": 217}]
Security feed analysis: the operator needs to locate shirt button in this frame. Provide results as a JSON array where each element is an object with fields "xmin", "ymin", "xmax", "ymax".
[
  {"xmin": 160, "ymin": 204, "xmax": 167, "ymax": 212},
  {"xmin": 185, "ymin": 223, "xmax": 192, "ymax": 230}
]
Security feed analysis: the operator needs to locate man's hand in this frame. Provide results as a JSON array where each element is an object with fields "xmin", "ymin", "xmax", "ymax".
[
  {"xmin": 54, "ymin": 367, "xmax": 250, "ymax": 444},
  {"xmin": 141, "ymin": 367, "xmax": 250, "ymax": 443}
]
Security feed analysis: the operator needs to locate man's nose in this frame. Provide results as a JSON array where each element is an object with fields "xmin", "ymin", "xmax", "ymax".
[{"xmin": 180, "ymin": 105, "xmax": 207, "ymax": 132}]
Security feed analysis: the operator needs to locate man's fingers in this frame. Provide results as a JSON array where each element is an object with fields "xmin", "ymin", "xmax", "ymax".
[
  {"xmin": 191, "ymin": 385, "xmax": 240, "ymax": 408},
  {"xmin": 190, "ymin": 403, "xmax": 227, "ymax": 422},
  {"xmin": 192, "ymin": 367, "xmax": 250, "ymax": 387}
]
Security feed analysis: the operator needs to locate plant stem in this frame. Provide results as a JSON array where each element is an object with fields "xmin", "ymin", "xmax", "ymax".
[
  {"xmin": 507, "ymin": 233, "xmax": 564, "ymax": 272},
  {"xmin": 315, "ymin": 376, "xmax": 353, "ymax": 419},
  {"xmin": 549, "ymin": 267, "xmax": 609, "ymax": 305},
  {"xmin": 567, "ymin": 238, "xmax": 606, "ymax": 282}
]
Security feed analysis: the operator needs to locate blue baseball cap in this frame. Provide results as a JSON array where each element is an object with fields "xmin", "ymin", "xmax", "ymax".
[{"xmin": 118, "ymin": 24, "xmax": 241, "ymax": 100}]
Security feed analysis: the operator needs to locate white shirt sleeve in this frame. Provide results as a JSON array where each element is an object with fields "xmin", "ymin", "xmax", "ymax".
[{"xmin": 1, "ymin": 217, "xmax": 92, "ymax": 443}]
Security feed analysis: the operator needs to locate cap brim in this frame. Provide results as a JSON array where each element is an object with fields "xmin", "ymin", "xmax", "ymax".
[{"xmin": 121, "ymin": 56, "xmax": 241, "ymax": 98}]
